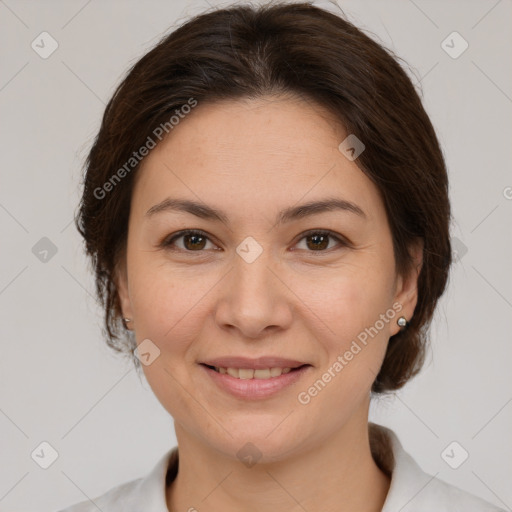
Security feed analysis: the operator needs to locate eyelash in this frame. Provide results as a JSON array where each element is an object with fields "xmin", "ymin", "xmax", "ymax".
[{"xmin": 160, "ymin": 229, "xmax": 349, "ymax": 255}]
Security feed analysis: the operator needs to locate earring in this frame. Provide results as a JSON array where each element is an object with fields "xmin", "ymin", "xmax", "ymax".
[
  {"xmin": 397, "ymin": 316, "xmax": 407, "ymax": 328},
  {"xmin": 123, "ymin": 318, "xmax": 133, "ymax": 329}
]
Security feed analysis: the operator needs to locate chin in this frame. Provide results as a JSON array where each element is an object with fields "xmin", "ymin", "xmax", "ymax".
[{"xmin": 195, "ymin": 412, "xmax": 312, "ymax": 464}]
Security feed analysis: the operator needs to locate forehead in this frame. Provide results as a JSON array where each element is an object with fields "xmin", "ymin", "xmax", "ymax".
[{"xmin": 131, "ymin": 95, "xmax": 384, "ymax": 225}]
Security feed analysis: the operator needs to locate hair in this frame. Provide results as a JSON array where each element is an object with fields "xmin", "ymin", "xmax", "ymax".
[{"xmin": 75, "ymin": 1, "xmax": 452, "ymax": 393}]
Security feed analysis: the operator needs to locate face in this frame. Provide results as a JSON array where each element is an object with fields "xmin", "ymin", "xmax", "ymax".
[{"xmin": 116, "ymin": 94, "xmax": 421, "ymax": 461}]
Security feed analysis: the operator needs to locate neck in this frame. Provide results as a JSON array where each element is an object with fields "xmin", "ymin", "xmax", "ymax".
[{"xmin": 166, "ymin": 415, "xmax": 390, "ymax": 512}]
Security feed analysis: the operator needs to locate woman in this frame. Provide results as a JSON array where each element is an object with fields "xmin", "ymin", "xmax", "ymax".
[{"xmin": 60, "ymin": 2, "xmax": 504, "ymax": 511}]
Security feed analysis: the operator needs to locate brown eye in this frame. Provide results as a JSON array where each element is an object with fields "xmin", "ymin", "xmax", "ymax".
[
  {"xmin": 305, "ymin": 233, "xmax": 329, "ymax": 250},
  {"xmin": 162, "ymin": 230, "xmax": 216, "ymax": 252},
  {"xmin": 183, "ymin": 233, "xmax": 207, "ymax": 250},
  {"xmin": 161, "ymin": 229, "xmax": 347, "ymax": 254},
  {"xmin": 295, "ymin": 230, "xmax": 347, "ymax": 253}
]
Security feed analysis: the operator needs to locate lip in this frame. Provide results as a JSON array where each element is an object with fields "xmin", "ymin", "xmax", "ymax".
[
  {"xmin": 199, "ymin": 362, "xmax": 311, "ymax": 400},
  {"xmin": 200, "ymin": 356, "xmax": 306, "ymax": 370}
]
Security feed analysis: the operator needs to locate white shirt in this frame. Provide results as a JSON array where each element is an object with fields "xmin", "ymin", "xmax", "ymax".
[{"xmin": 59, "ymin": 424, "xmax": 504, "ymax": 512}]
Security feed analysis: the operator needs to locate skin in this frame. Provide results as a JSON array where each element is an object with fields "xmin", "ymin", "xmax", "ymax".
[{"xmin": 115, "ymin": 94, "xmax": 422, "ymax": 512}]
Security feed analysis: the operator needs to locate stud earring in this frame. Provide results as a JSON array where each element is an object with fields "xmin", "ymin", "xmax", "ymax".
[{"xmin": 397, "ymin": 316, "xmax": 407, "ymax": 328}]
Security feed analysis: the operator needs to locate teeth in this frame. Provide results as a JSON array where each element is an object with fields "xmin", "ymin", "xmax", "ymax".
[
  {"xmin": 239, "ymin": 369, "xmax": 254, "ymax": 380},
  {"xmin": 254, "ymin": 369, "xmax": 270, "ymax": 379},
  {"xmin": 226, "ymin": 367, "xmax": 239, "ymax": 378},
  {"xmin": 213, "ymin": 366, "xmax": 294, "ymax": 379}
]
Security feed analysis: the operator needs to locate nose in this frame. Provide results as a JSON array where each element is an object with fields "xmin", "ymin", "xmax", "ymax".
[{"xmin": 214, "ymin": 246, "xmax": 293, "ymax": 340}]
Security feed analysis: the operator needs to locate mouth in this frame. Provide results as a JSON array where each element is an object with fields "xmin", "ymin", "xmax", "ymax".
[
  {"xmin": 199, "ymin": 358, "xmax": 312, "ymax": 399},
  {"xmin": 201, "ymin": 363, "xmax": 309, "ymax": 380}
]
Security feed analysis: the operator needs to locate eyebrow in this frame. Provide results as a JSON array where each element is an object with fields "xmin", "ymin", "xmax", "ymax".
[{"xmin": 145, "ymin": 196, "xmax": 366, "ymax": 224}]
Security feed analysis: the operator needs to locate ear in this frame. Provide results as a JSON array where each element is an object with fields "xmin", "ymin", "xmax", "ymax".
[
  {"xmin": 114, "ymin": 250, "xmax": 133, "ymax": 323},
  {"xmin": 390, "ymin": 238, "xmax": 423, "ymax": 337}
]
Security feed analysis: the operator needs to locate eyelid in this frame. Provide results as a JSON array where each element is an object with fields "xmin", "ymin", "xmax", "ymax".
[
  {"xmin": 160, "ymin": 228, "xmax": 351, "ymax": 253},
  {"xmin": 294, "ymin": 229, "xmax": 351, "ymax": 248},
  {"xmin": 160, "ymin": 229, "xmax": 219, "ymax": 251}
]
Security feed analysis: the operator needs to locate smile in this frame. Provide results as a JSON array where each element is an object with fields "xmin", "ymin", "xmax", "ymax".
[
  {"xmin": 199, "ymin": 361, "xmax": 311, "ymax": 399},
  {"xmin": 206, "ymin": 365, "xmax": 294, "ymax": 379}
]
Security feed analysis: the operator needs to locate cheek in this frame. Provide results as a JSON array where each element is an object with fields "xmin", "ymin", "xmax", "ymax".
[
  {"xmin": 127, "ymin": 256, "xmax": 191, "ymax": 350},
  {"xmin": 295, "ymin": 277, "xmax": 393, "ymax": 420},
  {"xmin": 298, "ymin": 265, "xmax": 396, "ymax": 347},
  {"xmin": 291, "ymin": 263, "xmax": 396, "ymax": 411},
  {"xmin": 128, "ymin": 262, "xmax": 209, "ymax": 418}
]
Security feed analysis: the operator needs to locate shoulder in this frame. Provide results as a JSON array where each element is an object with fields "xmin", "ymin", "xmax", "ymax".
[
  {"xmin": 372, "ymin": 424, "xmax": 506, "ymax": 512},
  {"xmin": 57, "ymin": 477, "xmax": 143, "ymax": 512},
  {"xmin": 412, "ymin": 475, "xmax": 505, "ymax": 512},
  {"xmin": 57, "ymin": 448, "xmax": 178, "ymax": 512}
]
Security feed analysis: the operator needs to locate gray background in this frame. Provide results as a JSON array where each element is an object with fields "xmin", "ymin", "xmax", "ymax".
[{"xmin": 0, "ymin": 0, "xmax": 511, "ymax": 510}]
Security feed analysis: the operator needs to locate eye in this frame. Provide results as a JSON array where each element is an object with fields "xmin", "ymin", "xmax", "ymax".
[
  {"xmin": 294, "ymin": 229, "xmax": 348, "ymax": 253},
  {"xmin": 161, "ymin": 229, "xmax": 218, "ymax": 252},
  {"xmin": 160, "ymin": 229, "xmax": 348, "ymax": 254}
]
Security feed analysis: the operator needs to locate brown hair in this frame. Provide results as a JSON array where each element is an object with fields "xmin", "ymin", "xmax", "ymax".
[{"xmin": 75, "ymin": 1, "xmax": 452, "ymax": 393}]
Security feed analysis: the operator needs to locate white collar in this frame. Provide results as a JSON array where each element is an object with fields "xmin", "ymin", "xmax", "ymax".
[
  {"xmin": 62, "ymin": 424, "xmax": 503, "ymax": 511},
  {"xmin": 379, "ymin": 425, "xmax": 503, "ymax": 511}
]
